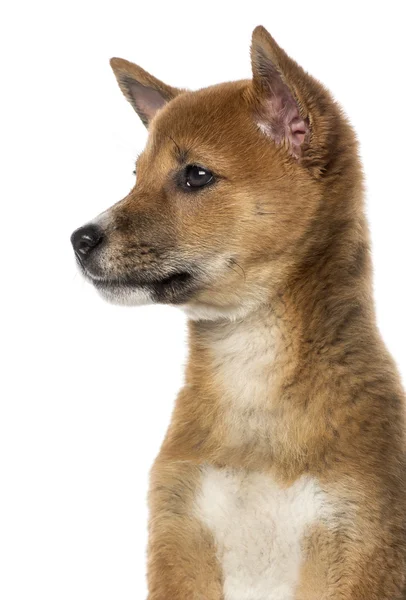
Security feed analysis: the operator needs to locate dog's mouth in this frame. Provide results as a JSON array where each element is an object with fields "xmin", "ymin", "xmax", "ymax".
[
  {"xmin": 149, "ymin": 270, "xmax": 193, "ymax": 289},
  {"xmin": 83, "ymin": 267, "xmax": 197, "ymax": 305}
]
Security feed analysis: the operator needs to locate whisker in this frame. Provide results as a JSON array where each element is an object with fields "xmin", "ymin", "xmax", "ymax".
[{"xmin": 229, "ymin": 258, "xmax": 246, "ymax": 282}]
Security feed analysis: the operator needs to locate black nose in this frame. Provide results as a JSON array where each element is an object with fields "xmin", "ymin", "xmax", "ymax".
[{"xmin": 70, "ymin": 224, "xmax": 104, "ymax": 258}]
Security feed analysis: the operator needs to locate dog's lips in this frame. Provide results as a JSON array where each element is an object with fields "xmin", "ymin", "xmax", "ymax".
[
  {"xmin": 149, "ymin": 270, "xmax": 193, "ymax": 288},
  {"xmin": 83, "ymin": 267, "xmax": 196, "ymax": 303},
  {"xmin": 90, "ymin": 270, "xmax": 192, "ymax": 288}
]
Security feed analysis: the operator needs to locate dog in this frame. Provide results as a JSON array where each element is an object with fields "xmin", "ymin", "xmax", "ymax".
[{"xmin": 71, "ymin": 25, "xmax": 406, "ymax": 600}]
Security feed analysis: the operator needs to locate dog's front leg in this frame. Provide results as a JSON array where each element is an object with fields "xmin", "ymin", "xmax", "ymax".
[
  {"xmin": 318, "ymin": 531, "xmax": 406, "ymax": 600},
  {"xmin": 146, "ymin": 457, "xmax": 223, "ymax": 600}
]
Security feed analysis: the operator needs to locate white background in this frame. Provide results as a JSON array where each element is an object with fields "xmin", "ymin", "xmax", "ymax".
[{"xmin": 1, "ymin": 1, "xmax": 405, "ymax": 598}]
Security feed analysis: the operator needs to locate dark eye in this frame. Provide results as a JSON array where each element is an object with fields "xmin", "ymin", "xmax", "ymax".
[
  {"xmin": 183, "ymin": 165, "xmax": 214, "ymax": 189},
  {"xmin": 132, "ymin": 168, "xmax": 136, "ymax": 176}
]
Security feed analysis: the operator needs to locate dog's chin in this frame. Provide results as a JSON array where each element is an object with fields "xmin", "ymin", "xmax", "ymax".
[
  {"xmin": 89, "ymin": 271, "xmax": 196, "ymax": 307},
  {"xmin": 94, "ymin": 283, "xmax": 155, "ymax": 307}
]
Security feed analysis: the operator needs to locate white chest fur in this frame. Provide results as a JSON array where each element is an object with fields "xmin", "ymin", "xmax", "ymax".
[{"xmin": 195, "ymin": 466, "xmax": 330, "ymax": 600}]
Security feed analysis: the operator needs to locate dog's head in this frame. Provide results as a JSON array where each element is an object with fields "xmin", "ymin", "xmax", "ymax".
[{"xmin": 71, "ymin": 26, "xmax": 358, "ymax": 320}]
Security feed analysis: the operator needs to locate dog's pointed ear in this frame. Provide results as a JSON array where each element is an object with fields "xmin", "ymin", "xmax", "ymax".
[
  {"xmin": 110, "ymin": 58, "xmax": 183, "ymax": 127},
  {"xmin": 250, "ymin": 26, "xmax": 310, "ymax": 159}
]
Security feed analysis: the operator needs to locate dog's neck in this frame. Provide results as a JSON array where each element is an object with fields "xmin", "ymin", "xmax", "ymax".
[
  {"xmin": 168, "ymin": 212, "xmax": 380, "ymax": 473},
  {"xmin": 188, "ymin": 215, "xmax": 375, "ymax": 390},
  {"xmin": 190, "ymin": 302, "xmax": 288, "ymax": 443},
  {"xmin": 188, "ymin": 297, "xmax": 299, "ymax": 413}
]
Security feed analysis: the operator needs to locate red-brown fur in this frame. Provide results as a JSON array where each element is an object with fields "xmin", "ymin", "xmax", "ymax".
[{"xmin": 74, "ymin": 26, "xmax": 406, "ymax": 599}]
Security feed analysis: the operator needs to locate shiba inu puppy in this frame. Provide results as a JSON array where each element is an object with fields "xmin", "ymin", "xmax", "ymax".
[{"xmin": 71, "ymin": 26, "xmax": 406, "ymax": 600}]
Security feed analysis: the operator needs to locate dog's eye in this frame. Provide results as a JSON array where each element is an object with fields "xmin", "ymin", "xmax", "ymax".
[
  {"xmin": 184, "ymin": 165, "xmax": 214, "ymax": 189},
  {"xmin": 132, "ymin": 168, "xmax": 136, "ymax": 176}
]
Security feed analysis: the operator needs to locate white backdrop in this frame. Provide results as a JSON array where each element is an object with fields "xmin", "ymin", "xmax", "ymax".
[{"xmin": 1, "ymin": 1, "xmax": 405, "ymax": 598}]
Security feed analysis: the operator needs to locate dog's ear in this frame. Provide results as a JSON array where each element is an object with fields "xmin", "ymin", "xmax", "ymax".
[
  {"xmin": 110, "ymin": 58, "xmax": 182, "ymax": 127},
  {"xmin": 250, "ymin": 26, "xmax": 310, "ymax": 159}
]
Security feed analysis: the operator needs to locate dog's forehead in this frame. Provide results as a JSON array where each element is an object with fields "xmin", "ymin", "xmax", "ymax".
[{"xmin": 151, "ymin": 81, "xmax": 254, "ymax": 151}]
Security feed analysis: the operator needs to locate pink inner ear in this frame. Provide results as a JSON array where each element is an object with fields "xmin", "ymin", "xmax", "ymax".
[
  {"xmin": 290, "ymin": 117, "xmax": 307, "ymax": 146},
  {"xmin": 259, "ymin": 94, "xmax": 308, "ymax": 158},
  {"xmin": 128, "ymin": 81, "xmax": 167, "ymax": 122},
  {"xmin": 254, "ymin": 51, "xmax": 308, "ymax": 157}
]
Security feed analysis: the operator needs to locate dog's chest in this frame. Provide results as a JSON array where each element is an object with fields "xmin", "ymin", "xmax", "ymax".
[{"xmin": 196, "ymin": 466, "xmax": 329, "ymax": 600}]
